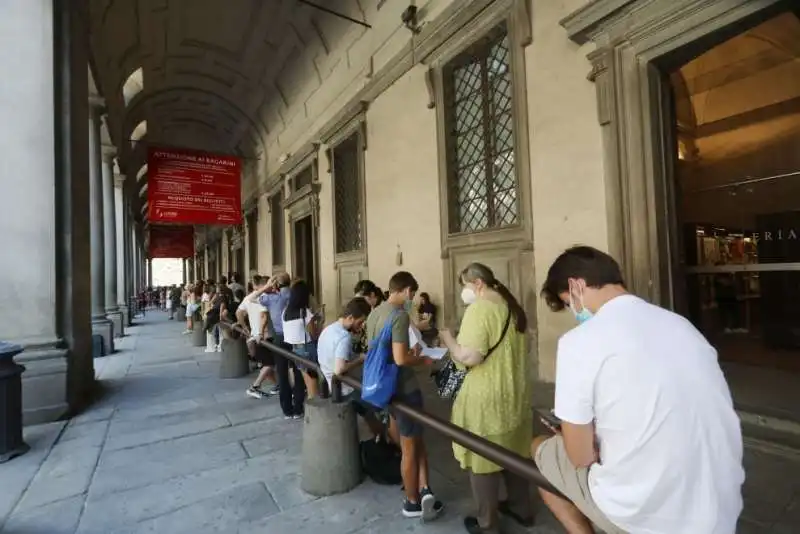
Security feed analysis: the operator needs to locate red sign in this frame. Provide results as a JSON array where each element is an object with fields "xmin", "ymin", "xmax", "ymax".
[
  {"xmin": 149, "ymin": 225, "xmax": 195, "ymax": 258},
  {"xmin": 147, "ymin": 147, "xmax": 242, "ymax": 225}
]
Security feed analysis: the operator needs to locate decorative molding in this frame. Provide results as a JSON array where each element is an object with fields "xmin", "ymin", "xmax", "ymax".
[
  {"xmin": 324, "ymin": 147, "xmax": 333, "ymax": 174},
  {"xmin": 114, "ymin": 174, "xmax": 126, "ymax": 188},
  {"xmin": 424, "ymin": 69, "xmax": 436, "ymax": 109},
  {"xmin": 320, "ymin": 101, "xmax": 369, "ymax": 149},
  {"xmin": 421, "ymin": 0, "xmax": 518, "ymax": 68},
  {"xmin": 559, "ymin": 0, "xmax": 636, "ymax": 45},
  {"xmin": 284, "ymin": 182, "xmax": 321, "ymax": 212},
  {"xmin": 101, "ymin": 145, "xmax": 117, "ymax": 162},
  {"xmin": 276, "ymin": 142, "xmax": 320, "ymax": 179},
  {"xmin": 516, "ymin": 0, "xmax": 533, "ymax": 47},
  {"xmin": 587, "ymin": 48, "xmax": 613, "ymax": 126}
]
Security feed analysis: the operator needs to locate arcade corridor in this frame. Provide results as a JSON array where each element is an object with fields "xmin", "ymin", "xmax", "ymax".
[
  {"xmin": 2, "ymin": 0, "xmax": 800, "ymax": 532},
  {"xmin": 0, "ymin": 314, "xmax": 798, "ymax": 533}
]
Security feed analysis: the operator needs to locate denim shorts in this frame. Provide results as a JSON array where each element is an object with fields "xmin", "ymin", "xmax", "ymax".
[
  {"xmin": 393, "ymin": 389, "xmax": 424, "ymax": 438},
  {"xmin": 292, "ymin": 342, "xmax": 318, "ymax": 377},
  {"xmin": 342, "ymin": 391, "xmax": 378, "ymax": 417}
]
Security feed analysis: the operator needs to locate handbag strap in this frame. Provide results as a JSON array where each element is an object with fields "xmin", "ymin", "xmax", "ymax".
[{"xmin": 483, "ymin": 311, "xmax": 512, "ymax": 361}]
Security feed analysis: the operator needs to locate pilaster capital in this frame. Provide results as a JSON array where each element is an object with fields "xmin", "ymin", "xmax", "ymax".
[
  {"xmin": 102, "ymin": 145, "xmax": 117, "ymax": 163},
  {"xmin": 89, "ymin": 94, "xmax": 106, "ymax": 113}
]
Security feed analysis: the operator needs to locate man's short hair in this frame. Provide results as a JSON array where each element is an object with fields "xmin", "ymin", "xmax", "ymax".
[
  {"xmin": 252, "ymin": 275, "xmax": 266, "ymax": 287},
  {"xmin": 354, "ymin": 279, "xmax": 378, "ymax": 296},
  {"xmin": 388, "ymin": 271, "xmax": 419, "ymax": 294},
  {"xmin": 341, "ymin": 297, "xmax": 372, "ymax": 319},
  {"xmin": 541, "ymin": 246, "xmax": 625, "ymax": 312}
]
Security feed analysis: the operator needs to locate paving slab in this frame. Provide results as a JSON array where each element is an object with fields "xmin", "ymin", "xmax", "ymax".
[{"xmin": 1, "ymin": 311, "xmax": 799, "ymax": 534}]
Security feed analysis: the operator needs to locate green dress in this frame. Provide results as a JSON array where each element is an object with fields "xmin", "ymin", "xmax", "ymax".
[{"xmin": 452, "ymin": 297, "xmax": 532, "ymax": 474}]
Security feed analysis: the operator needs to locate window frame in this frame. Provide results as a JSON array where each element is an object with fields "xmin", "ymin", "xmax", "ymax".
[
  {"xmin": 269, "ymin": 184, "xmax": 286, "ymax": 273},
  {"xmin": 430, "ymin": 0, "xmax": 533, "ymax": 252},
  {"xmin": 326, "ymin": 114, "xmax": 368, "ymax": 266}
]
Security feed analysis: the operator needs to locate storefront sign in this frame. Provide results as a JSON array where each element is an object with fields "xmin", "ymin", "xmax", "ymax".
[
  {"xmin": 149, "ymin": 225, "xmax": 195, "ymax": 258},
  {"xmin": 147, "ymin": 147, "xmax": 242, "ymax": 225}
]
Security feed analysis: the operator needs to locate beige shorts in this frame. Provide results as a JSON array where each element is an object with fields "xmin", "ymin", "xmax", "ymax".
[{"xmin": 534, "ymin": 436, "xmax": 626, "ymax": 534}]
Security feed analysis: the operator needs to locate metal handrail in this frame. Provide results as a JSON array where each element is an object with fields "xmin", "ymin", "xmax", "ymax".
[{"xmin": 217, "ymin": 320, "xmax": 564, "ymax": 497}]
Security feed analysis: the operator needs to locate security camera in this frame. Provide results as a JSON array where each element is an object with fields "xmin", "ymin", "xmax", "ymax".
[{"xmin": 401, "ymin": 5, "xmax": 421, "ymax": 34}]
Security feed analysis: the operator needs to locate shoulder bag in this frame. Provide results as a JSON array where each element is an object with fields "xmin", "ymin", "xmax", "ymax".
[{"xmin": 432, "ymin": 311, "xmax": 511, "ymax": 400}]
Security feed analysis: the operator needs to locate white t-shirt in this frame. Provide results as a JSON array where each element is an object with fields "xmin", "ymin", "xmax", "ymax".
[
  {"xmin": 238, "ymin": 291, "xmax": 267, "ymax": 341},
  {"xmin": 554, "ymin": 295, "xmax": 744, "ymax": 534},
  {"xmin": 317, "ymin": 321, "xmax": 355, "ymax": 395},
  {"xmin": 282, "ymin": 308, "xmax": 314, "ymax": 345}
]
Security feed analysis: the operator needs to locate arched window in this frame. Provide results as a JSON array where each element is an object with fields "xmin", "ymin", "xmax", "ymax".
[
  {"xmin": 122, "ymin": 67, "xmax": 144, "ymax": 106},
  {"xmin": 130, "ymin": 120, "xmax": 147, "ymax": 149}
]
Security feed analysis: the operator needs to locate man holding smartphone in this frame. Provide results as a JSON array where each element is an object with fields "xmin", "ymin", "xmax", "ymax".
[{"xmin": 534, "ymin": 246, "xmax": 744, "ymax": 534}]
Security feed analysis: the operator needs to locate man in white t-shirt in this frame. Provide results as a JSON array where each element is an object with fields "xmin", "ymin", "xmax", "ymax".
[
  {"xmin": 534, "ymin": 246, "xmax": 744, "ymax": 534},
  {"xmin": 236, "ymin": 275, "xmax": 277, "ymax": 399}
]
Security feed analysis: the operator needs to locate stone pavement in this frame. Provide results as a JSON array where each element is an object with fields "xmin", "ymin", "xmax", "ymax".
[{"xmin": 0, "ymin": 312, "xmax": 798, "ymax": 534}]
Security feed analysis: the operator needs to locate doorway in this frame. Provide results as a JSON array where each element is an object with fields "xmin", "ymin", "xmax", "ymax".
[
  {"xmin": 666, "ymin": 9, "xmax": 800, "ymax": 371},
  {"xmin": 293, "ymin": 215, "xmax": 318, "ymax": 297},
  {"xmin": 660, "ymin": 7, "xmax": 800, "ymax": 417}
]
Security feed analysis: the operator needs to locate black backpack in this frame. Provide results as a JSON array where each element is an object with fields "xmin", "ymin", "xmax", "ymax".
[{"xmin": 359, "ymin": 437, "xmax": 402, "ymax": 485}]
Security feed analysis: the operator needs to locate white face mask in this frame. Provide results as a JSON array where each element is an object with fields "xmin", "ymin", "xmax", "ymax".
[{"xmin": 461, "ymin": 287, "xmax": 477, "ymax": 305}]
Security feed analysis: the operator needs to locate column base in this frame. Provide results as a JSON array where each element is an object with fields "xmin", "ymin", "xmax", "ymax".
[
  {"xmin": 106, "ymin": 308, "xmax": 124, "ymax": 338},
  {"xmin": 118, "ymin": 304, "xmax": 130, "ymax": 329},
  {"xmin": 91, "ymin": 317, "xmax": 114, "ymax": 355},
  {"xmin": 16, "ymin": 344, "xmax": 70, "ymax": 426}
]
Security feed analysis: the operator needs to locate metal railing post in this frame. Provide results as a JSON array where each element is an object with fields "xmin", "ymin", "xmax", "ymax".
[
  {"xmin": 216, "ymin": 320, "xmax": 566, "ymax": 500},
  {"xmin": 331, "ymin": 376, "xmax": 343, "ymax": 403}
]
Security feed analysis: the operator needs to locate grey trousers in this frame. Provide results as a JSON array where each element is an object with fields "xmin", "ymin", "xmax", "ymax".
[{"xmin": 469, "ymin": 469, "xmax": 531, "ymax": 531}]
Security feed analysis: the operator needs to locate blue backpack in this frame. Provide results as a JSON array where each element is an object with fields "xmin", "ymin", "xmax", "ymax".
[{"xmin": 361, "ymin": 311, "xmax": 399, "ymax": 409}]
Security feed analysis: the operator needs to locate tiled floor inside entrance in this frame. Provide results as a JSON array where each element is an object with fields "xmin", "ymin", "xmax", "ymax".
[{"xmin": 0, "ymin": 313, "xmax": 798, "ymax": 533}]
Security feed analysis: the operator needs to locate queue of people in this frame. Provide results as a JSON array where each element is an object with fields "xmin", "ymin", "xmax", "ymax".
[{"xmin": 203, "ymin": 247, "xmax": 744, "ymax": 534}]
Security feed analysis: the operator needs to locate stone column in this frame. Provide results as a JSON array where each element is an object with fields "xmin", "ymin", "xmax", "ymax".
[
  {"xmin": 146, "ymin": 258, "xmax": 153, "ymax": 288},
  {"xmin": 0, "ymin": 1, "xmax": 94, "ymax": 424},
  {"xmin": 102, "ymin": 146, "xmax": 123, "ymax": 337},
  {"xmin": 130, "ymin": 227, "xmax": 138, "ymax": 297},
  {"xmin": 89, "ymin": 100, "xmax": 114, "ymax": 353},
  {"xmin": 115, "ymin": 175, "xmax": 129, "ymax": 327},
  {"xmin": 182, "ymin": 259, "xmax": 188, "ymax": 285}
]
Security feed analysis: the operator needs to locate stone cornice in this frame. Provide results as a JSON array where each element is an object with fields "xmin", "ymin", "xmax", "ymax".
[{"xmin": 560, "ymin": 0, "xmax": 636, "ymax": 45}]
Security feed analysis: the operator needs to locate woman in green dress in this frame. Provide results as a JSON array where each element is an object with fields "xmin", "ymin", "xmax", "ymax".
[{"xmin": 439, "ymin": 263, "xmax": 533, "ymax": 534}]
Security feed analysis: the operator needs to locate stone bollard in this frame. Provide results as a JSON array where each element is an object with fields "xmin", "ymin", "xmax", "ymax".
[
  {"xmin": 219, "ymin": 336, "xmax": 249, "ymax": 378},
  {"xmin": 176, "ymin": 306, "xmax": 186, "ymax": 322},
  {"xmin": 191, "ymin": 322, "xmax": 206, "ymax": 347},
  {"xmin": 301, "ymin": 397, "xmax": 362, "ymax": 496},
  {"xmin": 0, "ymin": 342, "xmax": 29, "ymax": 463}
]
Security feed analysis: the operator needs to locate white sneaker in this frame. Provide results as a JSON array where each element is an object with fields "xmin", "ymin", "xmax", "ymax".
[{"xmin": 246, "ymin": 387, "xmax": 268, "ymax": 399}]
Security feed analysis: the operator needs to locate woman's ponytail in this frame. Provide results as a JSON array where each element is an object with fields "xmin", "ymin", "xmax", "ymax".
[{"xmin": 490, "ymin": 280, "xmax": 528, "ymax": 333}]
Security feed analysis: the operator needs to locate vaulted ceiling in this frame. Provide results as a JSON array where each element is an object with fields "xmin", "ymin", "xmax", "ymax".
[{"xmin": 88, "ymin": 0, "xmax": 371, "ymax": 222}]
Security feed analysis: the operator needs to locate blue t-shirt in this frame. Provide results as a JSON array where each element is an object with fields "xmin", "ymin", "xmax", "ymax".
[
  {"xmin": 258, "ymin": 287, "xmax": 291, "ymax": 335},
  {"xmin": 317, "ymin": 321, "xmax": 355, "ymax": 394}
]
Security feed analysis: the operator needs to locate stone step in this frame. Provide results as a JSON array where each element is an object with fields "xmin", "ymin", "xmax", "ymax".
[{"xmin": 738, "ymin": 408, "xmax": 800, "ymax": 458}]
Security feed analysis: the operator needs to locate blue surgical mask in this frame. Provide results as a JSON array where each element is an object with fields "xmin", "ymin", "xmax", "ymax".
[
  {"xmin": 403, "ymin": 300, "xmax": 413, "ymax": 312},
  {"xmin": 569, "ymin": 287, "xmax": 593, "ymax": 324}
]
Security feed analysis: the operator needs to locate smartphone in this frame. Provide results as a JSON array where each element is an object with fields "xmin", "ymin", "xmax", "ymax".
[{"xmin": 538, "ymin": 409, "xmax": 562, "ymax": 431}]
